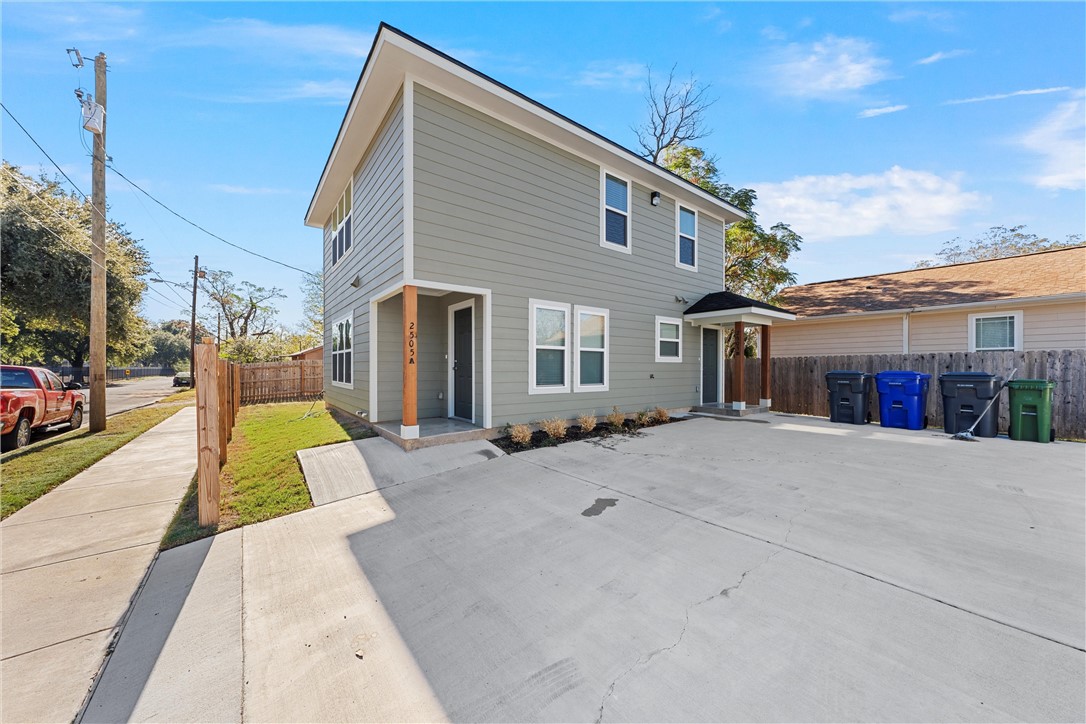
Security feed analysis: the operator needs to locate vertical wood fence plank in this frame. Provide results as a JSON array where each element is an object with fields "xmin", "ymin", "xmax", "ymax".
[{"xmin": 195, "ymin": 343, "xmax": 220, "ymax": 527}]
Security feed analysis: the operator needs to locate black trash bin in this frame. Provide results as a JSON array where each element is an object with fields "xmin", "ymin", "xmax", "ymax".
[
  {"xmin": 825, "ymin": 371, "xmax": 873, "ymax": 424},
  {"xmin": 939, "ymin": 372, "xmax": 1003, "ymax": 438}
]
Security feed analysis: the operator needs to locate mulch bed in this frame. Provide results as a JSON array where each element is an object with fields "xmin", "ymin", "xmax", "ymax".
[{"xmin": 492, "ymin": 417, "xmax": 678, "ymax": 454}]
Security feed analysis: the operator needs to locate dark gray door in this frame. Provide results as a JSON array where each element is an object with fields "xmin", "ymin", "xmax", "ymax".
[
  {"xmin": 453, "ymin": 307, "xmax": 473, "ymax": 420},
  {"xmin": 702, "ymin": 328, "xmax": 719, "ymax": 404}
]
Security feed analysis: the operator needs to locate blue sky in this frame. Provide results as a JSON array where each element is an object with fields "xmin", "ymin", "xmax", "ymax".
[{"xmin": 3, "ymin": 2, "xmax": 1083, "ymax": 328}]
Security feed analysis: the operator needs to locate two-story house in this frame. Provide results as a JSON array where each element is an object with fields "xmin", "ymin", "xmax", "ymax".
[{"xmin": 305, "ymin": 24, "xmax": 793, "ymax": 447}]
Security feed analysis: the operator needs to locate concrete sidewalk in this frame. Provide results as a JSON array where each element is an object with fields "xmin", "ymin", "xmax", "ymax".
[
  {"xmin": 82, "ymin": 413, "xmax": 1084, "ymax": 722},
  {"xmin": 1, "ymin": 406, "xmax": 197, "ymax": 723}
]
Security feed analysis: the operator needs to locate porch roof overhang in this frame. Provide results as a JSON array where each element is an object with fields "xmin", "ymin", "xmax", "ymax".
[{"xmin": 683, "ymin": 291, "xmax": 796, "ymax": 327}]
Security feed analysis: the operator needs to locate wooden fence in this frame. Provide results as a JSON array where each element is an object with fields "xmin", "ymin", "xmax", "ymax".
[
  {"xmin": 194, "ymin": 341, "xmax": 240, "ymax": 526},
  {"xmin": 238, "ymin": 360, "xmax": 323, "ymax": 405},
  {"xmin": 725, "ymin": 349, "xmax": 1085, "ymax": 439}
]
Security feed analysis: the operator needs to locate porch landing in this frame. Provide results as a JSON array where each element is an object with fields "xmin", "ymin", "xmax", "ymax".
[
  {"xmin": 373, "ymin": 417, "xmax": 495, "ymax": 451},
  {"xmin": 691, "ymin": 403, "xmax": 771, "ymax": 418}
]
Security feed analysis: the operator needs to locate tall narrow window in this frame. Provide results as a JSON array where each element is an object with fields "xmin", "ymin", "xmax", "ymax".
[
  {"xmin": 331, "ymin": 314, "xmax": 353, "ymax": 387},
  {"xmin": 330, "ymin": 179, "xmax": 353, "ymax": 266},
  {"xmin": 656, "ymin": 316, "xmax": 683, "ymax": 362},
  {"xmin": 676, "ymin": 205, "xmax": 697, "ymax": 270},
  {"xmin": 529, "ymin": 300, "xmax": 570, "ymax": 394},
  {"xmin": 574, "ymin": 306, "xmax": 609, "ymax": 392},
  {"xmin": 600, "ymin": 171, "xmax": 631, "ymax": 251}
]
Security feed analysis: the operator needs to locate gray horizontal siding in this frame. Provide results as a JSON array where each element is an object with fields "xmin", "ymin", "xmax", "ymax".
[
  {"xmin": 324, "ymin": 91, "xmax": 405, "ymax": 419},
  {"xmin": 412, "ymin": 84, "xmax": 726, "ymax": 425}
]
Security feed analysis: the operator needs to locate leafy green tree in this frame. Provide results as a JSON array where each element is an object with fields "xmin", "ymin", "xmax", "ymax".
[
  {"xmin": 660, "ymin": 146, "xmax": 801, "ymax": 303},
  {"xmin": 1, "ymin": 162, "xmax": 151, "ymax": 376},
  {"xmin": 147, "ymin": 328, "xmax": 190, "ymax": 368},
  {"xmin": 301, "ymin": 272, "xmax": 323, "ymax": 338},
  {"xmin": 915, "ymin": 225, "xmax": 1083, "ymax": 267}
]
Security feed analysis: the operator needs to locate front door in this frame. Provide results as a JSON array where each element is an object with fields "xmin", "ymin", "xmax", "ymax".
[
  {"xmin": 452, "ymin": 306, "xmax": 473, "ymax": 421},
  {"xmin": 702, "ymin": 328, "xmax": 720, "ymax": 404}
]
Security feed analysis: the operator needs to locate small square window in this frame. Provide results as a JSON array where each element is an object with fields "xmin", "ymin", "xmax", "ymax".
[
  {"xmin": 655, "ymin": 316, "xmax": 683, "ymax": 362},
  {"xmin": 970, "ymin": 312, "xmax": 1021, "ymax": 351}
]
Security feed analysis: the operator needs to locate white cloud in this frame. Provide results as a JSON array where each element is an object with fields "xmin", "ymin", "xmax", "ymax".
[
  {"xmin": 858, "ymin": 105, "xmax": 908, "ymax": 118},
  {"xmin": 208, "ymin": 79, "xmax": 354, "ymax": 104},
  {"xmin": 210, "ymin": 184, "xmax": 293, "ymax": 195},
  {"xmin": 754, "ymin": 166, "xmax": 986, "ymax": 241},
  {"xmin": 765, "ymin": 35, "xmax": 892, "ymax": 100},
  {"xmin": 171, "ymin": 19, "xmax": 373, "ymax": 63},
  {"xmin": 888, "ymin": 8, "xmax": 955, "ymax": 30},
  {"xmin": 915, "ymin": 49, "xmax": 970, "ymax": 65},
  {"xmin": 575, "ymin": 62, "xmax": 644, "ymax": 91},
  {"xmin": 1018, "ymin": 91, "xmax": 1086, "ymax": 190},
  {"xmin": 761, "ymin": 26, "xmax": 788, "ymax": 41},
  {"xmin": 945, "ymin": 86, "xmax": 1072, "ymax": 105}
]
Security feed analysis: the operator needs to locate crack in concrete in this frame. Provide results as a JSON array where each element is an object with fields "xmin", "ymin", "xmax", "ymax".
[{"xmin": 595, "ymin": 548, "xmax": 782, "ymax": 723}]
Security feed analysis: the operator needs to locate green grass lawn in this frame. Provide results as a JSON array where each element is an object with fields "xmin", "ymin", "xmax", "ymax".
[
  {"xmin": 158, "ymin": 387, "xmax": 196, "ymax": 404},
  {"xmin": 1, "ymin": 405, "xmax": 186, "ymax": 519},
  {"xmin": 161, "ymin": 402, "xmax": 374, "ymax": 549}
]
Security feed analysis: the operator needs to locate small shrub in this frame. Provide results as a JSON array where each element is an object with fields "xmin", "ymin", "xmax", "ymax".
[
  {"xmin": 509, "ymin": 423, "xmax": 532, "ymax": 446},
  {"xmin": 653, "ymin": 406, "xmax": 670, "ymax": 424},
  {"xmin": 634, "ymin": 409, "xmax": 653, "ymax": 427},
  {"xmin": 606, "ymin": 406, "xmax": 626, "ymax": 429},
  {"xmin": 577, "ymin": 413, "xmax": 597, "ymax": 433},
  {"xmin": 539, "ymin": 417, "xmax": 568, "ymax": 439}
]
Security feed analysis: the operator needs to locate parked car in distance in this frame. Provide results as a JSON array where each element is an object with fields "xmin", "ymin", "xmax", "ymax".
[
  {"xmin": 173, "ymin": 371, "xmax": 192, "ymax": 387},
  {"xmin": 1, "ymin": 365, "xmax": 86, "ymax": 450}
]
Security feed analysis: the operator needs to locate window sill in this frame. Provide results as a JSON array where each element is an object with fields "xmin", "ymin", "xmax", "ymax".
[{"xmin": 599, "ymin": 239, "xmax": 632, "ymax": 254}]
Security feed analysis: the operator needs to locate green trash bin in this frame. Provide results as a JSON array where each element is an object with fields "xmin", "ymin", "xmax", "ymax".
[{"xmin": 1007, "ymin": 379, "xmax": 1056, "ymax": 443}]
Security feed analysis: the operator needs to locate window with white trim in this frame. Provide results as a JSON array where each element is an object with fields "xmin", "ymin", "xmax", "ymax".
[
  {"xmin": 574, "ymin": 306, "xmax": 609, "ymax": 391},
  {"xmin": 331, "ymin": 314, "xmax": 353, "ymax": 387},
  {"xmin": 969, "ymin": 311, "xmax": 1022, "ymax": 352},
  {"xmin": 329, "ymin": 179, "xmax": 353, "ymax": 266},
  {"xmin": 676, "ymin": 205, "xmax": 697, "ymax": 270},
  {"xmin": 655, "ymin": 316, "xmax": 683, "ymax": 362},
  {"xmin": 600, "ymin": 171, "xmax": 631, "ymax": 252},
  {"xmin": 529, "ymin": 300, "xmax": 570, "ymax": 394}
]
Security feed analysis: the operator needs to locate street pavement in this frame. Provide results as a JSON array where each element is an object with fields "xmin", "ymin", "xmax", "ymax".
[
  {"xmin": 0, "ymin": 406, "xmax": 196, "ymax": 724},
  {"xmin": 84, "ymin": 414, "xmax": 1084, "ymax": 722},
  {"xmin": 99, "ymin": 376, "xmax": 180, "ymax": 417}
]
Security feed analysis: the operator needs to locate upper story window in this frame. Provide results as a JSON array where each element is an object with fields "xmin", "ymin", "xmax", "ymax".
[
  {"xmin": 329, "ymin": 179, "xmax": 353, "ymax": 267},
  {"xmin": 676, "ymin": 205, "xmax": 697, "ymax": 270},
  {"xmin": 600, "ymin": 171, "xmax": 631, "ymax": 253},
  {"xmin": 529, "ymin": 300, "xmax": 571, "ymax": 394},
  {"xmin": 331, "ymin": 313, "xmax": 353, "ymax": 387},
  {"xmin": 655, "ymin": 316, "xmax": 683, "ymax": 362},
  {"xmin": 969, "ymin": 311, "xmax": 1022, "ymax": 352}
]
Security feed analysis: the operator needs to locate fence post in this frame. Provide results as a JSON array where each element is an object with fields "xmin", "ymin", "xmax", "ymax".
[
  {"xmin": 217, "ymin": 358, "xmax": 229, "ymax": 465},
  {"xmin": 233, "ymin": 364, "xmax": 241, "ymax": 416},
  {"xmin": 195, "ymin": 340, "xmax": 220, "ymax": 526}
]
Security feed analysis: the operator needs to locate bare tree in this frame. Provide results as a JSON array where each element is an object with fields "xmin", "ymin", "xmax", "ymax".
[
  {"xmin": 634, "ymin": 65, "xmax": 716, "ymax": 163},
  {"xmin": 200, "ymin": 268, "xmax": 284, "ymax": 339}
]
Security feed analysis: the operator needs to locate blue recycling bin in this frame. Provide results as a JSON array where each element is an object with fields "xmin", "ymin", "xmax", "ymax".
[{"xmin": 875, "ymin": 371, "xmax": 932, "ymax": 430}]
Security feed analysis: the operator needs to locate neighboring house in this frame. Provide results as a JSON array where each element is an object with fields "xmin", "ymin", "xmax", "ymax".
[
  {"xmin": 305, "ymin": 24, "xmax": 792, "ymax": 444},
  {"xmin": 773, "ymin": 246, "xmax": 1086, "ymax": 357},
  {"xmin": 285, "ymin": 345, "xmax": 323, "ymax": 362}
]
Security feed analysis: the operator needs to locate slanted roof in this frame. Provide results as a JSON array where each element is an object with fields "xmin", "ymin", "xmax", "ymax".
[
  {"xmin": 779, "ymin": 246, "xmax": 1086, "ymax": 319},
  {"xmin": 305, "ymin": 23, "xmax": 748, "ymax": 228},
  {"xmin": 683, "ymin": 291, "xmax": 795, "ymax": 326}
]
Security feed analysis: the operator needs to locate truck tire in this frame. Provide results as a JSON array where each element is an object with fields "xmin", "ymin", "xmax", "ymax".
[
  {"xmin": 2, "ymin": 417, "xmax": 32, "ymax": 451},
  {"xmin": 68, "ymin": 405, "xmax": 83, "ymax": 430}
]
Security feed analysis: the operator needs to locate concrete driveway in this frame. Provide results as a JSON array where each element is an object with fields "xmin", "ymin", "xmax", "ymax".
[{"xmin": 85, "ymin": 414, "xmax": 1085, "ymax": 722}]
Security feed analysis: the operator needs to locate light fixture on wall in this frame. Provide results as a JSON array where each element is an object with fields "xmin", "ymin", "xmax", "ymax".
[
  {"xmin": 650, "ymin": 191, "xmax": 661, "ymax": 206},
  {"xmin": 349, "ymin": 275, "xmax": 361, "ymax": 288},
  {"xmin": 675, "ymin": 295, "xmax": 690, "ymax": 305}
]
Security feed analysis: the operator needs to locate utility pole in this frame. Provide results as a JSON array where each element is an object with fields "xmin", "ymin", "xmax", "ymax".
[
  {"xmin": 89, "ymin": 52, "xmax": 108, "ymax": 432},
  {"xmin": 190, "ymin": 255, "xmax": 199, "ymax": 386}
]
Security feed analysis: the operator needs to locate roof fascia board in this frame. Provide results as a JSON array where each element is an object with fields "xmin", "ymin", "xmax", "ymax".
[
  {"xmin": 684, "ymin": 307, "xmax": 796, "ymax": 323},
  {"xmin": 782, "ymin": 292, "xmax": 1086, "ymax": 322}
]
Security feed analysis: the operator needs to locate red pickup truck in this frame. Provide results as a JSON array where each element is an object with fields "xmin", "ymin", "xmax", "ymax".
[{"xmin": 1, "ymin": 365, "xmax": 85, "ymax": 451}]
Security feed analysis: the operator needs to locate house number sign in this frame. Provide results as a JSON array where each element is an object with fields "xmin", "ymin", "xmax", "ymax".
[{"xmin": 407, "ymin": 322, "xmax": 416, "ymax": 365}]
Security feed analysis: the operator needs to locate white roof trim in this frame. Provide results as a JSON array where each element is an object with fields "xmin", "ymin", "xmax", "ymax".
[
  {"xmin": 684, "ymin": 307, "xmax": 796, "ymax": 326},
  {"xmin": 306, "ymin": 25, "xmax": 748, "ymax": 228}
]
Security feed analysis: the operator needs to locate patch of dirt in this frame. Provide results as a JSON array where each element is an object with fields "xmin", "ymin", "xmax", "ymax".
[{"xmin": 492, "ymin": 418, "xmax": 678, "ymax": 454}]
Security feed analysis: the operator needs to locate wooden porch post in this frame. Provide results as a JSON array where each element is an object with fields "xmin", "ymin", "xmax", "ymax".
[
  {"xmin": 401, "ymin": 285, "xmax": 419, "ymax": 439},
  {"xmin": 732, "ymin": 321, "xmax": 745, "ymax": 411},
  {"xmin": 760, "ymin": 325, "xmax": 772, "ymax": 409}
]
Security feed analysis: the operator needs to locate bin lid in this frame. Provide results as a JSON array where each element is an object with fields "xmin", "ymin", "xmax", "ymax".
[
  {"xmin": 875, "ymin": 370, "xmax": 932, "ymax": 380},
  {"xmin": 825, "ymin": 370, "xmax": 869, "ymax": 378},
  {"xmin": 1007, "ymin": 379, "xmax": 1055, "ymax": 389},
  {"xmin": 939, "ymin": 371, "xmax": 997, "ymax": 381}
]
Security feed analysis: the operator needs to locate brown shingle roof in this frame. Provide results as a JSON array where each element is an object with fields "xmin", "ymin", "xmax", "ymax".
[{"xmin": 779, "ymin": 246, "xmax": 1086, "ymax": 318}]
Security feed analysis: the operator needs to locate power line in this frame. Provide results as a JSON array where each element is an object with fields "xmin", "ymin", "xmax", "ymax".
[
  {"xmin": 106, "ymin": 164, "xmax": 320, "ymax": 279},
  {"xmin": 1, "ymin": 102, "xmax": 88, "ymax": 199}
]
